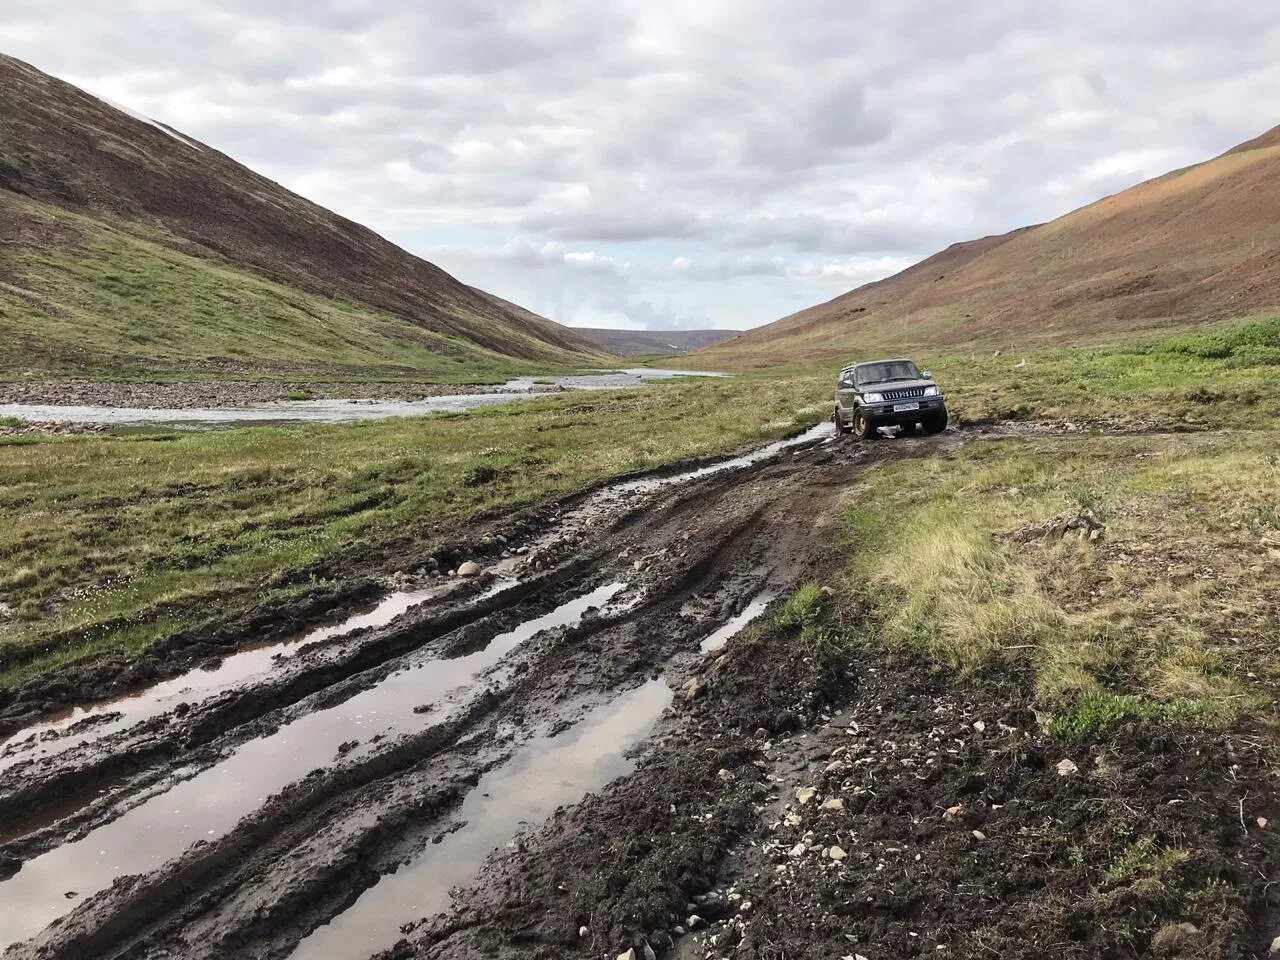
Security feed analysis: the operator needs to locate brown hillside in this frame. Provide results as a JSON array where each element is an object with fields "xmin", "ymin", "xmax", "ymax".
[
  {"xmin": 0, "ymin": 53, "xmax": 604, "ymax": 366},
  {"xmin": 698, "ymin": 125, "xmax": 1280, "ymax": 368}
]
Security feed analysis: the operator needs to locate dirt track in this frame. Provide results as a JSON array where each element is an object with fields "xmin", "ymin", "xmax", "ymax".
[{"xmin": 1, "ymin": 424, "xmax": 1276, "ymax": 960}]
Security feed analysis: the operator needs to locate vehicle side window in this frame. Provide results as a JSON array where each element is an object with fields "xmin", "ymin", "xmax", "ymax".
[{"xmin": 838, "ymin": 376, "xmax": 855, "ymax": 388}]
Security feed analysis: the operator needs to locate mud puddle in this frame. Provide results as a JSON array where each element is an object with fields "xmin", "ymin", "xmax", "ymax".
[
  {"xmin": 0, "ymin": 586, "xmax": 444, "ymax": 775},
  {"xmin": 288, "ymin": 678, "xmax": 673, "ymax": 960},
  {"xmin": 699, "ymin": 591, "xmax": 775, "ymax": 654},
  {"xmin": 0, "ymin": 584, "xmax": 625, "ymax": 952}
]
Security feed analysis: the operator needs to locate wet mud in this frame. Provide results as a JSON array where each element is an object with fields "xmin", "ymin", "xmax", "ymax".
[{"xmin": 4, "ymin": 422, "xmax": 1265, "ymax": 959}]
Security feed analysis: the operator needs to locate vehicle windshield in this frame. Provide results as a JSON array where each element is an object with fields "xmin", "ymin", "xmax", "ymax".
[{"xmin": 855, "ymin": 360, "xmax": 920, "ymax": 385}]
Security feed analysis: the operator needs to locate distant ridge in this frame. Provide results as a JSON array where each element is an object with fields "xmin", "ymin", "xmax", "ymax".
[{"xmin": 573, "ymin": 328, "xmax": 741, "ymax": 356}]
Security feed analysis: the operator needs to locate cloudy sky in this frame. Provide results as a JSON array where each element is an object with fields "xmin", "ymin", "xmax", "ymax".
[{"xmin": 4, "ymin": 2, "xmax": 1278, "ymax": 330}]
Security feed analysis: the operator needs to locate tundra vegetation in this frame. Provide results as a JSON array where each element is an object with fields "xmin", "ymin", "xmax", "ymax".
[{"xmin": 2, "ymin": 313, "xmax": 1278, "ymax": 701}]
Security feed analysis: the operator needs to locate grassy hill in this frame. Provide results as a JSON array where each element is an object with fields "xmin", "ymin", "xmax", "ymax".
[
  {"xmin": 697, "ymin": 125, "xmax": 1280, "ymax": 369},
  {"xmin": 0, "ymin": 54, "xmax": 609, "ymax": 381}
]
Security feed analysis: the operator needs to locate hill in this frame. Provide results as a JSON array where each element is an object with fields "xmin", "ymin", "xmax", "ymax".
[
  {"xmin": 696, "ymin": 125, "xmax": 1280, "ymax": 369},
  {"xmin": 0, "ymin": 54, "xmax": 609, "ymax": 381},
  {"xmin": 572, "ymin": 327, "xmax": 741, "ymax": 356}
]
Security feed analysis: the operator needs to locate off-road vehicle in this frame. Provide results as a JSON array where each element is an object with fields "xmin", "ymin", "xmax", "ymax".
[{"xmin": 834, "ymin": 358, "xmax": 947, "ymax": 439}]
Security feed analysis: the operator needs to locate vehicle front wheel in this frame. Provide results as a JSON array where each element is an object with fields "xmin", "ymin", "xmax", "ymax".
[
  {"xmin": 852, "ymin": 408, "xmax": 878, "ymax": 440},
  {"xmin": 922, "ymin": 410, "xmax": 948, "ymax": 434}
]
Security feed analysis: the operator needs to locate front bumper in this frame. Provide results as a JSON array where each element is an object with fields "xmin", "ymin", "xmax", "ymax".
[{"xmin": 864, "ymin": 398, "xmax": 946, "ymax": 425}]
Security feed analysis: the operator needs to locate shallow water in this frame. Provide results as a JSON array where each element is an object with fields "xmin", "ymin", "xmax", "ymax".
[
  {"xmin": 700, "ymin": 591, "xmax": 776, "ymax": 654},
  {"xmin": 288, "ymin": 677, "xmax": 672, "ymax": 960},
  {"xmin": 0, "ymin": 370, "xmax": 727, "ymax": 429},
  {"xmin": 0, "ymin": 584, "xmax": 625, "ymax": 951},
  {"xmin": 0, "ymin": 587, "xmax": 443, "ymax": 774}
]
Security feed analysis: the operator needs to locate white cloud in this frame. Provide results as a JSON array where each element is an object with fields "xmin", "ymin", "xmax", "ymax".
[{"xmin": 3, "ymin": 1, "xmax": 1279, "ymax": 329}]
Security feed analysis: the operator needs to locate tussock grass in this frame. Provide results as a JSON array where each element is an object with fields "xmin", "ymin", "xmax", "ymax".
[{"xmin": 839, "ymin": 432, "xmax": 1277, "ymax": 736}]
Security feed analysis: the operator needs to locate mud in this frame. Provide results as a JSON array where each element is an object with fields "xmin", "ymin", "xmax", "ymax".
[{"xmin": 3, "ymin": 422, "xmax": 1271, "ymax": 959}]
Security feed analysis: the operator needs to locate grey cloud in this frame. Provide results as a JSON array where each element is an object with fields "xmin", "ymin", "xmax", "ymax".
[{"xmin": 2, "ymin": 1, "xmax": 1278, "ymax": 329}]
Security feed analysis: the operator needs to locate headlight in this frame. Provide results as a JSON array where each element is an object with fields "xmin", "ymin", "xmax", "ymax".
[
  {"xmin": 863, "ymin": 392, "xmax": 884, "ymax": 403},
  {"xmin": 923, "ymin": 385, "xmax": 940, "ymax": 397}
]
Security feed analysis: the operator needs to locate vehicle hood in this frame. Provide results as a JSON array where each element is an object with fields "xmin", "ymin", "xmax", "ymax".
[{"xmin": 856, "ymin": 378, "xmax": 937, "ymax": 392}]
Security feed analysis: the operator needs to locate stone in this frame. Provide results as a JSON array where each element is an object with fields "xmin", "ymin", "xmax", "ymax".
[
  {"xmin": 1259, "ymin": 817, "xmax": 1270, "ymax": 829},
  {"xmin": 821, "ymin": 798, "xmax": 845, "ymax": 811},
  {"xmin": 633, "ymin": 559, "xmax": 647, "ymax": 571},
  {"xmin": 971, "ymin": 829, "xmax": 987, "ymax": 840},
  {"xmin": 789, "ymin": 842, "xmax": 807, "ymax": 857},
  {"xmin": 824, "ymin": 759, "xmax": 847, "ymax": 774},
  {"xmin": 456, "ymin": 560, "xmax": 481, "ymax": 577},
  {"xmin": 578, "ymin": 926, "xmax": 589, "ymax": 938},
  {"xmin": 1056, "ymin": 758, "xmax": 1079, "ymax": 777},
  {"xmin": 687, "ymin": 915, "xmax": 704, "ymax": 930},
  {"xmin": 972, "ymin": 720, "xmax": 986, "ymax": 733},
  {"xmin": 681, "ymin": 676, "xmax": 703, "ymax": 700},
  {"xmin": 617, "ymin": 950, "xmax": 636, "ymax": 960},
  {"xmin": 828, "ymin": 845, "xmax": 847, "ymax": 861},
  {"xmin": 1271, "ymin": 934, "xmax": 1280, "ymax": 955},
  {"xmin": 943, "ymin": 804, "xmax": 963, "ymax": 820},
  {"xmin": 795, "ymin": 786, "xmax": 817, "ymax": 805}
]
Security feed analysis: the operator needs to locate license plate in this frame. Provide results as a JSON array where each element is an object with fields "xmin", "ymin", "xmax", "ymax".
[{"xmin": 893, "ymin": 402, "xmax": 920, "ymax": 412}]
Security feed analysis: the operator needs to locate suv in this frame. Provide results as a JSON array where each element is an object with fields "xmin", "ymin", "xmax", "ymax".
[{"xmin": 834, "ymin": 358, "xmax": 947, "ymax": 439}]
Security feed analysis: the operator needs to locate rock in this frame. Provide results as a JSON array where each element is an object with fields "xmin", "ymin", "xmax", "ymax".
[
  {"xmin": 824, "ymin": 759, "xmax": 847, "ymax": 775},
  {"xmin": 1151, "ymin": 922, "xmax": 1204, "ymax": 956},
  {"xmin": 1259, "ymin": 817, "xmax": 1270, "ymax": 829},
  {"xmin": 717, "ymin": 768, "xmax": 734, "ymax": 782},
  {"xmin": 821, "ymin": 798, "xmax": 845, "ymax": 811},
  {"xmin": 1271, "ymin": 934, "xmax": 1280, "ymax": 955},
  {"xmin": 579, "ymin": 926, "xmax": 589, "ymax": 937},
  {"xmin": 687, "ymin": 915, "xmax": 704, "ymax": 930},
  {"xmin": 788, "ymin": 842, "xmax": 807, "ymax": 857},
  {"xmin": 972, "ymin": 720, "xmax": 986, "ymax": 733},
  {"xmin": 1056, "ymin": 758, "xmax": 1079, "ymax": 777},
  {"xmin": 971, "ymin": 829, "xmax": 987, "ymax": 840},
  {"xmin": 943, "ymin": 804, "xmax": 963, "ymax": 820},
  {"xmin": 455, "ymin": 560, "xmax": 481, "ymax": 577},
  {"xmin": 753, "ymin": 727, "xmax": 771, "ymax": 739},
  {"xmin": 617, "ymin": 949, "xmax": 636, "ymax": 960},
  {"xmin": 633, "ymin": 559, "xmax": 646, "ymax": 571},
  {"xmin": 681, "ymin": 676, "xmax": 703, "ymax": 700},
  {"xmin": 828, "ymin": 845, "xmax": 847, "ymax": 861}
]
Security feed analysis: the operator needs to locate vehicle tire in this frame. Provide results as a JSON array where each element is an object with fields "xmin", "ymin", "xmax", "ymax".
[
  {"xmin": 834, "ymin": 407, "xmax": 852, "ymax": 435},
  {"xmin": 852, "ymin": 407, "xmax": 877, "ymax": 440},
  {"xmin": 922, "ymin": 410, "xmax": 948, "ymax": 435}
]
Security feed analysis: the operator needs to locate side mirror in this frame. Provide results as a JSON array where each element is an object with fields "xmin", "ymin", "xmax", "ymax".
[{"xmin": 922, "ymin": 370, "xmax": 933, "ymax": 379}]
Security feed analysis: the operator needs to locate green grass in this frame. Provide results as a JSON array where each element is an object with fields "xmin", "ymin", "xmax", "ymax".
[
  {"xmin": 928, "ymin": 313, "xmax": 1280, "ymax": 428},
  {"xmin": 0, "ymin": 374, "xmax": 826, "ymax": 684},
  {"xmin": 0, "ymin": 194, "xmax": 603, "ymax": 382},
  {"xmin": 834, "ymin": 429, "xmax": 1278, "ymax": 737}
]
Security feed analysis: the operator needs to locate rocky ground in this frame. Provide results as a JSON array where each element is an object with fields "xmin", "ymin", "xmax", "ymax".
[{"xmin": 0, "ymin": 424, "xmax": 1276, "ymax": 960}]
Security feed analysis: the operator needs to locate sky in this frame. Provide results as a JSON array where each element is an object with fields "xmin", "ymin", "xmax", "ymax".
[{"xmin": 3, "ymin": 2, "xmax": 1278, "ymax": 331}]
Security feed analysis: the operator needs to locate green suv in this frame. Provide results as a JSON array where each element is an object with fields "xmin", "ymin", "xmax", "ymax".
[{"xmin": 834, "ymin": 358, "xmax": 948, "ymax": 439}]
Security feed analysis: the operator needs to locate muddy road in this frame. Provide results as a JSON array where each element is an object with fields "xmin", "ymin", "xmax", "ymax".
[
  {"xmin": 0, "ymin": 419, "xmax": 887, "ymax": 958},
  {"xmin": 4, "ymin": 422, "xmax": 1272, "ymax": 960}
]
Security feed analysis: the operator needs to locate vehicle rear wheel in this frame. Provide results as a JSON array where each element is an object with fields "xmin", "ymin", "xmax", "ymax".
[
  {"xmin": 852, "ymin": 408, "xmax": 877, "ymax": 440},
  {"xmin": 922, "ymin": 410, "xmax": 948, "ymax": 434},
  {"xmin": 834, "ymin": 407, "xmax": 852, "ymax": 434}
]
